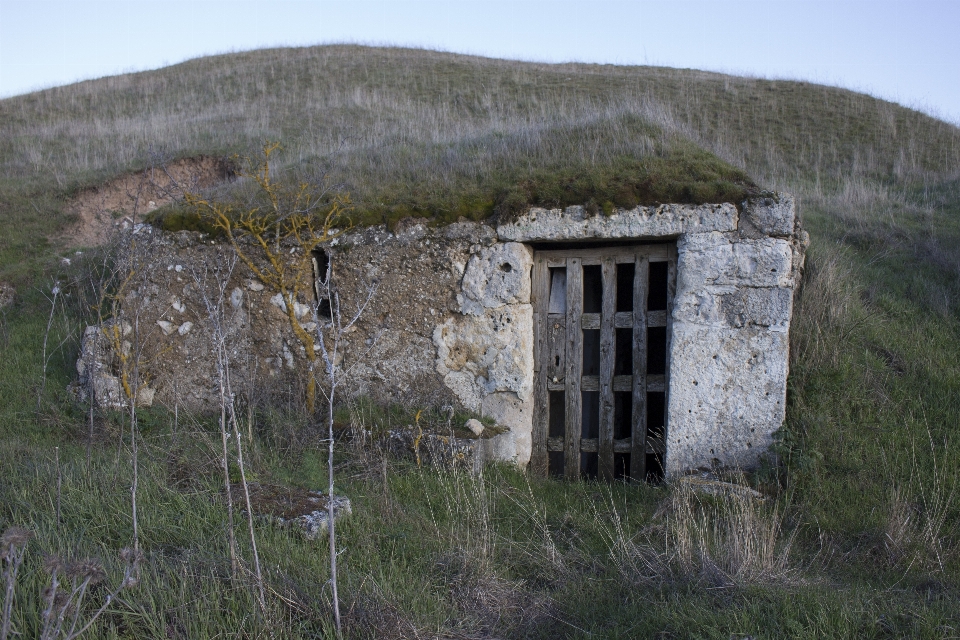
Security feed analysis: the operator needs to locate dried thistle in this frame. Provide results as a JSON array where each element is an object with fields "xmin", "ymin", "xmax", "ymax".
[
  {"xmin": 66, "ymin": 560, "xmax": 106, "ymax": 586},
  {"xmin": 0, "ymin": 527, "xmax": 33, "ymax": 558},
  {"xmin": 42, "ymin": 554, "xmax": 65, "ymax": 575},
  {"xmin": 118, "ymin": 547, "xmax": 143, "ymax": 565}
]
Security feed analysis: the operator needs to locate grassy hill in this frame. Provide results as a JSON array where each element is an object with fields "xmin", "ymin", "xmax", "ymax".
[{"xmin": 1, "ymin": 46, "xmax": 960, "ymax": 638}]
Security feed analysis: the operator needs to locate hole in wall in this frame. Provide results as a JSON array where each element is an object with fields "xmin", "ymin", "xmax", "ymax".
[
  {"xmin": 548, "ymin": 451, "xmax": 565, "ymax": 477},
  {"xmin": 581, "ymin": 452, "xmax": 598, "ymax": 480},
  {"xmin": 311, "ymin": 249, "xmax": 332, "ymax": 320}
]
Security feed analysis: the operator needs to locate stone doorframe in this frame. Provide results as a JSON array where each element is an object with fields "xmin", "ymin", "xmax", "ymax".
[{"xmin": 433, "ymin": 196, "xmax": 804, "ymax": 477}]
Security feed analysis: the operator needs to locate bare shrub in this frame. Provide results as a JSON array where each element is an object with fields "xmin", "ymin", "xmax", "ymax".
[{"xmin": 1, "ymin": 529, "xmax": 142, "ymax": 640}]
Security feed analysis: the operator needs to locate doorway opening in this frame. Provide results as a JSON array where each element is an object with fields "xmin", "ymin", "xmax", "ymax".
[{"xmin": 531, "ymin": 244, "xmax": 676, "ymax": 482}]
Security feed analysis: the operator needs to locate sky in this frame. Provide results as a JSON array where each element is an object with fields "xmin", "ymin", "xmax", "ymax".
[{"xmin": 1, "ymin": 0, "xmax": 958, "ymax": 124}]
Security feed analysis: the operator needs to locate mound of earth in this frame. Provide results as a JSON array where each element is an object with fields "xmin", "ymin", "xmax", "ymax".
[{"xmin": 64, "ymin": 156, "xmax": 232, "ymax": 247}]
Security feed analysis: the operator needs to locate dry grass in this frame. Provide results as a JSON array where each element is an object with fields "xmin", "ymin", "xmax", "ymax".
[
  {"xmin": 790, "ymin": 245, "xmax": 865, "ymax": 371},
  {"xmin": 605, "ymin": 479, "xmax": 798, "ymax": 590},
  {"xmin": 3, "ymin": 46, "xmax": 958, "ymax": 224},
  {"xmin": 881, "ymin": 427, "xmax": 959, "ymax": 573},
  {"xmin": 4, "ymin": 45, "xmax": 960, "ymax": 637}
]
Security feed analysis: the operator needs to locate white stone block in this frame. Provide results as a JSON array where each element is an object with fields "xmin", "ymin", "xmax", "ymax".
[
  {"xmin": 497, "ymin": 203, "xmax": 738, "ymax": 242},
  {"xmin": 459, "ymin": 242, "xmax": 533, "ymax": 315}
]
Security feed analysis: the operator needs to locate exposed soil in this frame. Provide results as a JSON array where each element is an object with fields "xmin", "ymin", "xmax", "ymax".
[
  {"xmin": 0, "ymin": 282, "xmax": 13, "ymax": 308},
  {"xmin": 232, "ymin": 482, "xmax": 331, "ymax": 519},
  {"xmin": 63, "ymin": 156, "xmax": 233, "ymax": 247}
]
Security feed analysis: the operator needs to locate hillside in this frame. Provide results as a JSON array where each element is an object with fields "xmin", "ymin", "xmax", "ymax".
[{"xmin": 1, "ymin": 46, "xmax": 960, "ymax": 638}]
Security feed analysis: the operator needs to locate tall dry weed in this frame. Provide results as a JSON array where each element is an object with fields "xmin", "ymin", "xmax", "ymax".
[
  {"xmin": 791, "ymin": 246, "xmax": 864, "ymax": 371},
  {"xmin": 605, "ymin": 480, "xmax": 797, "ymax": 589},
  {"xmin": 883, "ymin": 426, "xmax": 958, "ymax": 572}
]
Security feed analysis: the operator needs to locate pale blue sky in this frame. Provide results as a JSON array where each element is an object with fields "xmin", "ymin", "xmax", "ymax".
[{"xmin": 1, "ymin": 0, "xmax": 958, "ymax": 124}]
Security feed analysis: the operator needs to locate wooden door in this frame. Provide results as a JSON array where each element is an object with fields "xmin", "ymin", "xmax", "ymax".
[{"xmin": 531, "ymin": 245, "xmax": 676, "ymax": 482}]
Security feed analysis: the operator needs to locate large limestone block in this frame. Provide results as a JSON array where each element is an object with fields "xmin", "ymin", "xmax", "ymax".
[
  {"xmin": 496, "ymin": 203, "xmax": 738, "ymax": 242},
  {"xmin": 434, "ymin": 304, "xmax": 534, "ymax": 412},
  {"xmin": 741, "ymin": 193, "xmax": 796, "ymax": 237},
  {"xmin": 673, "ymin": 285, "xmax": 794, "ymax": 330},
  {"xmin": 481, "ymin": 391, "xmax": 533, "ymax": 465},
  {"xmin": 459, "ymin": 243, "xmax": 533, "ymax": 315},
  {"xmin": 665, "ymin": 322, "xmax": 789, "ymax": 475},
  {"xmin": 677, "ymin": 232, "xmax": 795, "ymax": 289}
]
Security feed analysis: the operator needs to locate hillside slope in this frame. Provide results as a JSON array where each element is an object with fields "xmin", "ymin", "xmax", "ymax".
[
  {"xmin": 2, "ymin": 45, "xmax": 959, "ymax": 267},
  {"xmin": 1, "ymin": 46, "xmax": 960, "ymax": 637}
]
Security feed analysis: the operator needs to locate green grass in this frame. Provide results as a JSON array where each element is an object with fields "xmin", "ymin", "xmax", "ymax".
[{"xmin": 2, "ymin": 45, "xmax": 960, "ymax": 637}]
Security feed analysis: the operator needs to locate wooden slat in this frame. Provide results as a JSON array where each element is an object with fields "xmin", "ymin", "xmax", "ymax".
[
  {"xmin": 631, "ymin": 254, "xmax": 650, "ymax": 482},
  {"xmin": 539, "ymin": 245, "xmax": 673, "ymax": 262},
  {"xmin": 613, "ymin": 375, "xmax": 632, "ymax": 392},
  {"xmin": 581, "ymin": 314, "xmax": 600, "ymax": 330},
  {"xmin": 598, "ymin": 257, "xmax": 617, "ymax": 481},
  {"xmin": 547, "ymin": 437, "xmax": 565, "ymax": 452},
  {"xmin": 613, "ymin": 439, "xmax": 632, "ymax": 453},
  {"xmin": 614, "ymin": 312, "xmax": 632, "ymax": 328},
  {"xmin": 647, "ymin": 310, "xmax": 668, "ymax": 327},
  {"xmin": 564, "ymin": 258, "xmax": 583, "ymax": 480},
  {"xmin": 531, "ymin": 257, "xmax": 549, "ymax": 476},
  {"xmin": 647, "ymin": 375, "xmax": 666, "ymax": 393},
  {"xmin": 581, "ymin": 376, "xmax": 599, "ymax": 392},
  {"xmin": 582, "ymin": 438, "xmax": 666, "ymax": 455}
]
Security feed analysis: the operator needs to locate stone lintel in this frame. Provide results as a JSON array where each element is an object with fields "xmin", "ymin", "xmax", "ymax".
[{"xmin": 496, "ymin": 203, "xmax": 738, "ymax": 242}]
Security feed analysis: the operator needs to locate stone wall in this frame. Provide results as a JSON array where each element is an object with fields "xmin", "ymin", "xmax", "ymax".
[{"xmin": 79, "ymin": 194, "xmax": 806, "ymax": 476}]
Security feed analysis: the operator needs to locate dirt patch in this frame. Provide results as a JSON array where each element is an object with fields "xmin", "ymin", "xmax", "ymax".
[
  {"xmin": 0, "ymin": 282, "xmax": 13, "ymax": 308},
  {"xmin": 233, "ymin": 482, "xmax": 352, "ymax": 540},
  {"xmin": 235, "ymin": 482, "xmax": 333, "ymax": 519},
  {"xmin": 63, "ymin": 156, "xmax": 233, "ymax": 248}
]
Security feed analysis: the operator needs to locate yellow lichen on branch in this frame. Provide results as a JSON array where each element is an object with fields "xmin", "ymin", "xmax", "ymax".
[{"xmin": 185, "ymin": 143, "xmax": 352, "ymax": 413}]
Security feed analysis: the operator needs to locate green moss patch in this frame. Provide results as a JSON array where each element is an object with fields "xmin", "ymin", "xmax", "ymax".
[{"xmin": 149, "ymin": 116, "xmax": 757, "ymax": 234}]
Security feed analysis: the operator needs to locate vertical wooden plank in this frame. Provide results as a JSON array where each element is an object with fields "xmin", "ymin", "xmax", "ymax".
[
  {"xmin": 631, "ymin": 253, "xmax": 650, "ymax": 482},
  {"xmin": 531, "ymin": 256, "xmax": 549, "ymax": 476},
  {"xmin": 564, "ymin": 258, "xmax": 583, "ymax": 480},
  {"xmin": 545, "ymin": 317, "xmax": 566, "ymax": 381},
  {"xmin": 598, "ymin": 257, "xmax": 616, "ymax": 481}
]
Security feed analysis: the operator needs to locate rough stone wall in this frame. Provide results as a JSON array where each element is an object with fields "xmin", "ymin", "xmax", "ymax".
[
  {"xmin": 82, "ymin": 194, "xmax": 805, "ymax": 476},
  {"xmin": 492, "ymin": 195, "xmax": 806, "ymax": 475},
  {"xmin": 432, "ymin": 241, "xmax": 535, "ymax": 464},
  {"xmin": 81, "ymin": 222, "xmax": 471, "ymax": 408}
]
